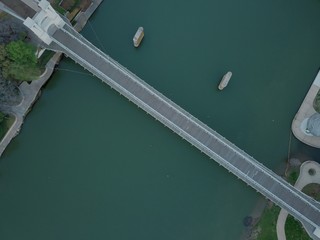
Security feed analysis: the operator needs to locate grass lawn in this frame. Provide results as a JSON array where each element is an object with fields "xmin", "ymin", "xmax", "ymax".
[
  {"xmin": 285, "ymin": 215, "xmax": 312, "ymax": 240},
  {"xmin": 287, "ymin": 169, "xmax": 299, "ymax": 185},
  {"xmin": 252, "ymin": 164, "xmax": 317, "ymax": 240},
  {"xmin": 254, "ymin": 204, "xmax": 311, "ymax": 240},
  {"xmin": 302, "ymin": 183, "xmax": 320, "ymax": 202},
  {"xmin": 51, "ymin": 0, "xmax": 67, "ymax": 15},
  {"xmin": 255, "ymin": 204, "xmax": 280, "ymax": 240}
]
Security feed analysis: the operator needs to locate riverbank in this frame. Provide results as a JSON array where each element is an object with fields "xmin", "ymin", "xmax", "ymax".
[
  {"xmin": 292, "ymin": 70, "xmax": 320, "ymax": 148},
  {"xmin": 0, "ymin": 0, "xmax": 103, "ymax": 158},
  {"xmin": 277, "ymin": 161, "xmax": 320, "ymax": 240},
  {"xmin": 0, "ymin": 1, "xmax": 319, "ymax": 239},
  {"xmin": 0, "ymin": 114, "xmax": 14, "ymax": 140},
  {"xmin": 0, "ymin": 53, "xmax": 62, "ymax": 157},
  {"xmin": 246, "ymin": 159, "xmax": 320, "ymax": 240}
]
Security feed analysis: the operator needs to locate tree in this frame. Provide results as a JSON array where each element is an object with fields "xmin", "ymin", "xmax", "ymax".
[
  {"xmin": 0, "ymin": 111, "xmax": 8, "ymax": 139},
  {"xmin": 0, "ymin": 40, "xmax": 41, "ymax": 81},
  {"xmin": 314, "ymin": 90, "xmax": 320, "ymax": 113},
  {"xmin": 6, "ymin": 40, "xmax": 37, "ymax": 65},
  {"xmin": 0, "ymin": 73, "xmax": 21, "ymax": 106},
  {"xmin": 0, "ymin": 112, "xmax": 5, "ymax": 124},
  {"xmin": 0, "ymin": 44, "xmax": 7, "ymax": 62},
  {"xmin": 1, "ymin": 59, "xmax": 11, "ymax": 79}
]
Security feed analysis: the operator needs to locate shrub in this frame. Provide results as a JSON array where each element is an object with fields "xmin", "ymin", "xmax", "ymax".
[{"xmin": 314, "ymin": 90, "xmax": 320, "ymax": 113}]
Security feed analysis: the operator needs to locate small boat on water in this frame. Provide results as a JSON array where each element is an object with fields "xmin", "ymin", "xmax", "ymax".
[
  {"xmin": 218, "ymin": 71, "xmax": 232, "ymax": 90},
  {"xmin": 133, "ymin": 27, "xmax": 144, "ymax": 47}
]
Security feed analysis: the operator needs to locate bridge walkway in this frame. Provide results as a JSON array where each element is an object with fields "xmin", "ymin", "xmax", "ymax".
[{"xmin": 50, "ymin": 25, "xmax": 320, "ymax": 235}]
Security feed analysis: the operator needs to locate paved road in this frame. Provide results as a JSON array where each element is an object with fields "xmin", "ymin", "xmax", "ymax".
[{"xmin": 0, "ymin": 0, "xmax": 103, "ymax": 158}]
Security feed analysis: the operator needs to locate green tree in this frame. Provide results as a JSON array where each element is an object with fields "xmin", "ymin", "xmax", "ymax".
[
  {"xmin": 314, "ymin": 90, "xmax": 320, "ymax": 113},
  {"xmin": 0, "ymin": 44, "xmax": 7, "ymax": 62},
  {"xmin": 6, "ymin": 40, "xmax": 37, "ymax": 65},
  {"xmin": 0, "ymin": 112, "xmax": 7, "ymax": 139},
  {"xmin": 0, "ymin": 112, "xmax": 5, "ymax": 124},
  {"xmin": 1, "ymin": 59, "xmax": 12, "ymax": 79},
  {"xmin": 7, "ymin": 62, "xmax": 41, "ymax": 81}
]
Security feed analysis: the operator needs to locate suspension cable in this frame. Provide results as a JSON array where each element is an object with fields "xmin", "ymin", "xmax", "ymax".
[
  {"xmin": 48, "ymin": 66, "xmax": 92, "ymax": 76},
  {"xmin": 87, "ymin": 20, "xmax": 107, "ymax": 53}
]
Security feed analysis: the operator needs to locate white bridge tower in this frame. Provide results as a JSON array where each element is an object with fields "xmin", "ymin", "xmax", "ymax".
[{"xmin": 23, "ymin": 0, "xmax": 65, "ymax": 45}]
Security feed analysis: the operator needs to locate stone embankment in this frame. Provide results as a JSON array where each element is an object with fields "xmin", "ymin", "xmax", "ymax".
[{"xmin": 0, "ymin": 0, "xmax": 103, "ymax": 158}]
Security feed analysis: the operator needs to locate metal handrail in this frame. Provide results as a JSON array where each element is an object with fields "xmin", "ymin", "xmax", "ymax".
[{"xmin": 52, "ymin": 28, "xmax": 320, "ymax": 230}]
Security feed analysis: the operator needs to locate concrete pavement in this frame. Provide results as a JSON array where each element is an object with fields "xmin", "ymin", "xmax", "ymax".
[{"xmin": 292, "ymin": 71, "xmax": 320, "ymax": 148}]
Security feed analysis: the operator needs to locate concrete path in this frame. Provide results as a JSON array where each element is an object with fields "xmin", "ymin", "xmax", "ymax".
[
  {"xmin": 276, "ymin": 161, "xmax": 320, "ymax": 240},
  {"xmin": 292, "ymin": 71, "xmax": 320, "ymax": 148}
]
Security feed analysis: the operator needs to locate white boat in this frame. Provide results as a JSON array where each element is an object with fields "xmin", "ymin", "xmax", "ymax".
[
  {"xmin": 218, "ymin": 71, "xmax": 232, "ymax": 90},
  {"xmin": 133, "ymin": 27, "xmax": 144, "ymax": 47}
]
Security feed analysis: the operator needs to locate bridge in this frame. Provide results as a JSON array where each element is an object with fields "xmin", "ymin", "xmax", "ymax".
[{"xmin": 1, "ymin": 1, "xmax": 320, "ymax": 238}]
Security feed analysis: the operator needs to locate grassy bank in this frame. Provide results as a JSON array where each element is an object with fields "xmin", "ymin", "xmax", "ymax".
[
  {"xmin": 254, "ymin": 203, "xmax": 280, "ymax": 240},
  {"xmin": 285, "ymin": 215, "xmax": 312, "ymax": 240},
  {"xmin": 38, "ymin": 50, "xmax": 55, "ymax": 70},
  {"xmin": 0, "ymin": 114, "xmax": 15, "ymax": 141},
  {"xmin": 250, "ymin": 162, "xmax": 316, "ymax": 240},
  {"xmin": 252, "ymin": 202, "xmax": 311, "ymax": 240}
]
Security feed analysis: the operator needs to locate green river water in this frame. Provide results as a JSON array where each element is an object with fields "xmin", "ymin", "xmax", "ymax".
[{"xmin": 1, "ymin": 0, "xmax": 320, "ymax": 239}]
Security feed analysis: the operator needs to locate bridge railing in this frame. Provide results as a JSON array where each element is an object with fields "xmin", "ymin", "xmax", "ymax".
[
  {"xmin": 58, "ymin": 26, "xmax": 320, "ymax": 209},
  {"xmin": 52, "ymin": 28, "xmax": 320, "ymax": 230}
]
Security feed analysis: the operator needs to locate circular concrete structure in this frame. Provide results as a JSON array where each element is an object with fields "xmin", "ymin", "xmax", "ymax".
[{"xmin": 307, "ymin": 113, "xmax": 320, "ymax": 137}]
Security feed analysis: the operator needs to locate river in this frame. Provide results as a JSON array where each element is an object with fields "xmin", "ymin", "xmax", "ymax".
[{"xmin": 0, "ymin": 0, "xmax": 320, "ymax": 239}]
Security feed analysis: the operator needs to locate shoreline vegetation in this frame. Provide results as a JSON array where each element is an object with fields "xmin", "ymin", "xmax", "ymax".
[
  {"xmin": 0, "ymin": 13, "xmax": 44, "ymax": 82},
  {"xmin": 0, "ymin": 0, "xmax": 103, "ymax": 155},
  {"xmin": 0, "ymin": 112, "xmax": 14, "ymax": 141},
  {"xmin": 314, "ymin": 90, "xmax": 320, "ymax": 113},
  {"xmin": 50, "ymin": 0, "xmax": 92, "ymax": 19},
  {"xmin": 0, "ymin": 1, "xmax": 319, "ymax": 239},
  {"xmin": 0, "ymin": 0, "xmax": 93, "ymax": 84},
  {"xmin": 1, "ymin": 39, "xmax": 42, "ymax": 81},
  {"xmin": 246, "ymin": 159, "xmax": 319, "ymax": 240}
]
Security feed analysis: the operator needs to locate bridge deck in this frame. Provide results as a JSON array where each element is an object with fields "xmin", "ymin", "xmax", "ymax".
[{"xmin": 51, "ymin": 26, "xmax": 320, "ymax": 232}]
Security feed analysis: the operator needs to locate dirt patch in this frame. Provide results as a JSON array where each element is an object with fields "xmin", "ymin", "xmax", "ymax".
[
  {"xmin": 59, "ymin": 0, "xmax": 92, "ymax": 12},
  {"xmin": 303, "ymin": 183, "xmax": 320, "ymax": 201},
  {"xmin": 79, "ymin": 0, "xmax": 92, "ymax": 11}
]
